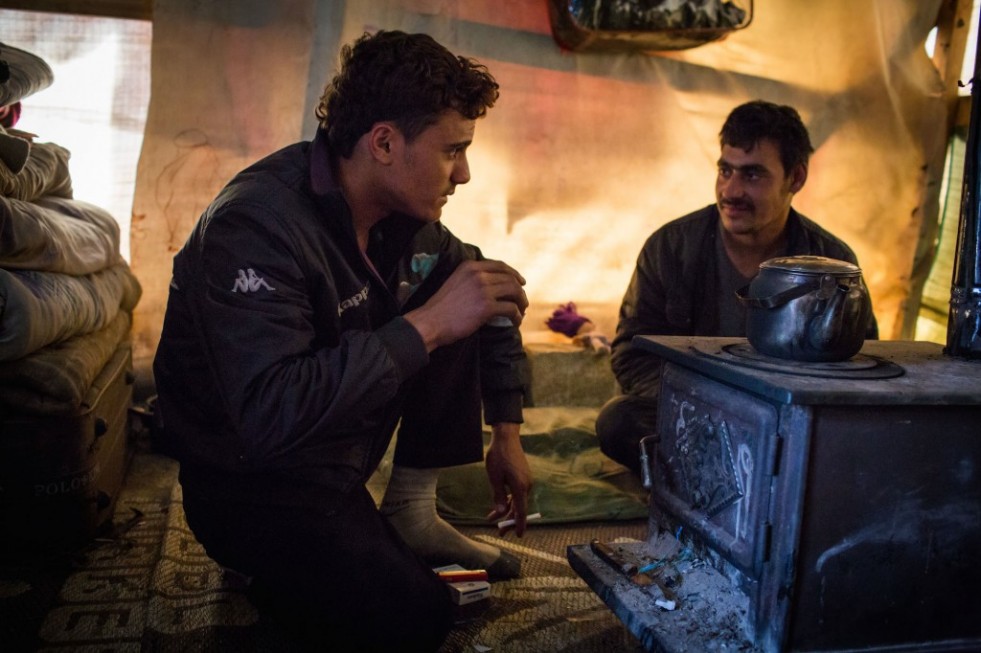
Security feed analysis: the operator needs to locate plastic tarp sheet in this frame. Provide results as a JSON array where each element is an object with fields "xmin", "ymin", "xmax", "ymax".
[
  {"xmin": 437, "ymin": 407, "xmax": 648, "ymax": 523},
  {"xmin": 368, "ymin": 407, "xmax": 649, "ymax": 523},
  {"xmin": 132, "ymin": 0, "xmax": 948, "ymax": 364}
]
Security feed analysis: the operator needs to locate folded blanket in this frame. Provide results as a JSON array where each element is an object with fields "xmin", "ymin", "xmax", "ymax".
[
  {"xmin": 0, "ymin": 262, "xmax": 141, "ymax": 362},
  {"xmin": 0, "ymin": 125, "xmax": 30, "ymax": 173},
  {"xmin": 0, "ymin": 196, "xmax": 120, "ymax": 274},
  {"xmin": 0, "ymin": 310, "xmax": 130, "ymax": 415},
  {"xmin": 0, "ymin": 138, "xmax": 73, "ymax": 201}
]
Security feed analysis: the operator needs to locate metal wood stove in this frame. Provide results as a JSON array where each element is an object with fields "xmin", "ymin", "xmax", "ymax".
[{"xmin": 568, "ymin": 335, "xmax": 981, "ymax": 652}]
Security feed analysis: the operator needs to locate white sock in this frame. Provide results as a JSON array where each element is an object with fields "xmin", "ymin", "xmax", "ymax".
[{"xmin": 379, "ymin": 465, "xmax": 509, "ymax": 572}]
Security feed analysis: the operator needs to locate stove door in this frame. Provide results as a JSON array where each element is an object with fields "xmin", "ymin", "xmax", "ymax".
[{"xmin": 652, "ymin": 364, "xmax": 779, "ymax": 576}]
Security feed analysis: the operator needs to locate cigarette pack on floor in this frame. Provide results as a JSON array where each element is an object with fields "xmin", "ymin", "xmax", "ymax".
[
  {"xmin": 447, "ymin": 580, "xmax": 491, "ymax": 605},
  {"xmin": 433, "ymin": 564, "xmax": 491, "ymax": 605}
]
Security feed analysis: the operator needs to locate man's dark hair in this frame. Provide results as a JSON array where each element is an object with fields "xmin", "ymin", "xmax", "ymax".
[
  {"xmin": 719, "ymin": 100, "xmax": 814, "ymax": 174},
  {"xmin": 316, "ymin": 30, "xmax": 500, "ymax": 158}
]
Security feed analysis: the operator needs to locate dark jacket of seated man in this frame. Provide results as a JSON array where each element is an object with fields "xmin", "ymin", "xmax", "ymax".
[
  {"xmin": 596, "ymin": 203, "xmax": 878, "ymax": 476},
  {"xmin": 597, "ymin": 99, "xmax": 878, "ymax": 477}
]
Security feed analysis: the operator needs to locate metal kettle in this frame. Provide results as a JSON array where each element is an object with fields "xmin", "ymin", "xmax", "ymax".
[{"xmin": 735, "ymin": 255, "xmax": 873, "ymax": 362}]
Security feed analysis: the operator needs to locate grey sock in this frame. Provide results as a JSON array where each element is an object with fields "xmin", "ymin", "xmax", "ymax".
[{"xmin": 379, "ymin": 465, "xmax": 520, "ymax": 578}]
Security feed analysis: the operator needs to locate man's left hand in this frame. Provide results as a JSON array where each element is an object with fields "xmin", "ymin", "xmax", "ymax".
[{"xmin": 484, "ymin": 422, "xmax": 533, "ymax": 536}]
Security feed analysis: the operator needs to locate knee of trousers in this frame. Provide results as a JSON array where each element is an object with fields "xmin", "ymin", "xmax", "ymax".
[{"xmin": 596, "ymin": 395, "xmax": 659, "ymax": 464}]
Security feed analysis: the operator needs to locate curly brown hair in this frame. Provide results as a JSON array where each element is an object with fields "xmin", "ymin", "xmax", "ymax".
[{"xmin": 315, "ymin": 30, "xmax": 500, "ymax": 158}]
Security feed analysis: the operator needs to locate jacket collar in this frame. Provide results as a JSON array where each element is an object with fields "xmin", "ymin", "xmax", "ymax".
[
  {"xmin": 309, "ymin": 127, "xmax": 336, "ymax": 197},
  {"xmin": 309, "ymin": 128, "xmax": 426, "ymax": 265}
]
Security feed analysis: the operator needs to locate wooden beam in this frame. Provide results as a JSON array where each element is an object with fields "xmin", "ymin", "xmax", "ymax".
[
  {"xmin": 933, "ymin": 0, "xmax": 973, "ymax": 111},
  {"xmin": 0, "ymin": 0, "xmax": 150, "ymax": 21},
  {"xmin": 900, "ymin": 0, "xmax": 975, "ymax": 338},
  {"xmin": 957, "ymin": 93, "xmax": 973, "ymax": 126}
]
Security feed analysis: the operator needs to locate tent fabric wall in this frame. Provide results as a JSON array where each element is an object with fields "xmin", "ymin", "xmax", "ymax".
[{"xmin": 130, "ymin": 0, "xmax": 948, "ymax": 373}]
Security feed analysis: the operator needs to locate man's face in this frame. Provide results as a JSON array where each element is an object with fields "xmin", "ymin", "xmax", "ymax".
[
  {"xmin": 390, "ymin": 110, "xmax": 475, "ymax": 223},
  {"xmin": 715, "ymin": 138, "xmax": 804, "ymax": 241}
]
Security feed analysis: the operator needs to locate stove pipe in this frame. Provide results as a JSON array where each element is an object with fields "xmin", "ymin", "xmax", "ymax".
[{"xmin": 946, "ymin": 25, "xmax": 981, "ymax": 358}]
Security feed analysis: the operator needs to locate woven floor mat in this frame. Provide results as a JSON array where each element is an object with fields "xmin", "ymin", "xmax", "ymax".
[
  {"xmin": 0, "ymin": 451, "xmax": 648, "ymax": 652},
  {"xmin": 444, "ymin": 522, "xmax": 648, "ymax": 652}
]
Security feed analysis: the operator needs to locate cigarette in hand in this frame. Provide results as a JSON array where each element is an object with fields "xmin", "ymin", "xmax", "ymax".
[{"xmin": 497, "ymin": 512, "xmax": 542, "ymax": 530}]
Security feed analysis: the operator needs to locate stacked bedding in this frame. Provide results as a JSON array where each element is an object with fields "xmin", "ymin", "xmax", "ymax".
[
  {"xmin": 0, "ymin": 42, "xmax": 142, "ymax": 416},
  {"xmin": 0, "ymin": 41, "xmax": 142, "ymax": 556}
]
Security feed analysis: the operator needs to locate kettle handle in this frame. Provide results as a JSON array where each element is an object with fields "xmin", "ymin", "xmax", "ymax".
[{"xmin": 735, "ymin": 278, "xmax": 822, "ymax": 309}]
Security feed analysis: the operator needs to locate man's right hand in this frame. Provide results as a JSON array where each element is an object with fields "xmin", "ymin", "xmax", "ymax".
[{"xmin": 404, "ymin": 259, "xmax": 528, "ymax": 352}]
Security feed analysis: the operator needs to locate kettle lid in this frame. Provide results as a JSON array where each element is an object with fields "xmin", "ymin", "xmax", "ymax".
[{"xmin": 760, "ymin": 255, "xmax": 861, "ymax": 276}]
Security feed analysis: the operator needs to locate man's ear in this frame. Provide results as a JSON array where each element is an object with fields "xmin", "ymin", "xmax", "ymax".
[
  {"xmin": 368, "ymin": 122, "xmax": 397, "ymax": 161},
  {"xmin": 789, "ymin": 163, "xmax": 808, "ymax": 194}
]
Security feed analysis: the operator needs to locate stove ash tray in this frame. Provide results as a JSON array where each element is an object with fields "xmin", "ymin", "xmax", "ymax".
[{"xmin": 567, "ymin": 529, "xmax": 760, "ymax": 653}]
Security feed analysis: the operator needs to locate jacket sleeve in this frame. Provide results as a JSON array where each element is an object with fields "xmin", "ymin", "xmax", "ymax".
[
  {"xmin": 610, "ymin": 230, "xmax": 680, "ymax": 397},
  {"xmin": 432, "ymin": 230, "xmax": 528, "ymax": 424},
  {"xmin": 479, "ymin": 320, "xmax": 528, "ymax": 424}
]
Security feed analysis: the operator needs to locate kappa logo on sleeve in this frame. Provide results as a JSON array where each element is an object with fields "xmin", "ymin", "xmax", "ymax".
[{"xmin": 231, "ymin": 268, "xmax": 276, "ymax": 293}]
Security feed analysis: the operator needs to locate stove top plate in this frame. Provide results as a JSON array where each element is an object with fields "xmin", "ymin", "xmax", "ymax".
[{"xmin": 692, "ymin": 342, "xmax": 905, "ymax": 379}]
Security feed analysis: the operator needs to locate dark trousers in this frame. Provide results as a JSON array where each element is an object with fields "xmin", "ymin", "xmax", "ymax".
[
  {"xmin": 176, "ymin": 334, "xmax": 490, "ymax": 650},
  {"xmin": 181, "ymin": 473, "xmax": 454, "ymax": 652},
  {"xmin": 594, "ymin": 394, "xmax": 660, "ymax": 477}
]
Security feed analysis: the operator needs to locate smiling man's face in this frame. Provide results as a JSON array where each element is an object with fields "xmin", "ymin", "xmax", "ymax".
[{"xmin": 715, "ymin": 138, "xmax": 805, "ymax": 242}]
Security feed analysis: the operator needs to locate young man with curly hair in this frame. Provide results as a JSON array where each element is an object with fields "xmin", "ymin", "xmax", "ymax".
[{"xmin": 154, "ymin": 30, "xmax": 532, "ymax": 651}]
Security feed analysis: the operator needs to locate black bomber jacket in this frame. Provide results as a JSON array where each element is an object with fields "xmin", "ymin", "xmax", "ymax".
[{"xmin": 153, "ymin": 130, "xmax": 528, "ymax": 492}]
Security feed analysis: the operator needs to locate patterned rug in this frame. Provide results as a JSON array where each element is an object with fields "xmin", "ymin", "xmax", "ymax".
[{"xmin": 1, "ymin": 450, "xmax": 649, "ymax": 652}]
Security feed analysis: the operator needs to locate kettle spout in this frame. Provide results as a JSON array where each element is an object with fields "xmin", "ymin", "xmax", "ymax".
[{"xmin": 807, "ymin": 275, "xmax": 847, "ymax": 351}]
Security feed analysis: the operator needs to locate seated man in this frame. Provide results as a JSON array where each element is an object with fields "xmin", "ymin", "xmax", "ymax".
[
  {"xmin": 153, "ymin": 30, "xmax": 532, "ymax": 651},
  {"xmin": 596, "ymin": 100, "xmax": 878, "ymax": 476}
]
